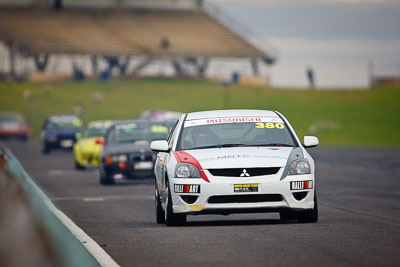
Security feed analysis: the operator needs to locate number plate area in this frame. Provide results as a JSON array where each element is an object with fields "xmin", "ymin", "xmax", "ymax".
[
  {"xmin": 234, "ymin": 184, "xmax": 259, "ymax": 193},
  {"xmin": 133, "ymin": 162, "xmax": 153, "ymax": 170},
  {"xmin": 60, "ymin": 139, "xmax": 73, "ymax": 148}
]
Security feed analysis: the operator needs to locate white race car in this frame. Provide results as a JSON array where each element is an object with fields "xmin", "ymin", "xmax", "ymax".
[{"xmin": 151, "ymin": 110, "xmax": 319, "ymax": 226}]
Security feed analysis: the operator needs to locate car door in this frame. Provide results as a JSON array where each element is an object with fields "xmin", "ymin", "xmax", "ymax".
[{"xmin": 156, "ymin": 119, "xmax": 179, "ymax": 198}]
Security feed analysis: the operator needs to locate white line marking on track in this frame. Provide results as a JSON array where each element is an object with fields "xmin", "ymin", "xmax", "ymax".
[
  {"xmin": 49, "ymin": 169, "xmax": 65, "ymax": 176},
  {"xmin": 21, "ymin": 165, "xmax": 120, "ymax": 267},
  {"xmin": 83, "ymin": 197, "xmax": 105, "ymax": 202}
]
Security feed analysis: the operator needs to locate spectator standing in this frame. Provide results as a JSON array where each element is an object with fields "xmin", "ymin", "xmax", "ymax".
[
  {"xmin": 306, "ymin": 66, "xmax": 315, "ymax": 89},
  {"xmin": 160, "ymin": 37, "xmax": 170, "ymax": 51}
]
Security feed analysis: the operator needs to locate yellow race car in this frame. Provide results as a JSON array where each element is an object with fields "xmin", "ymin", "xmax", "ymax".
[{"xmin": 73, "ymin": 120, "xmax": 114, "ymax": 170}]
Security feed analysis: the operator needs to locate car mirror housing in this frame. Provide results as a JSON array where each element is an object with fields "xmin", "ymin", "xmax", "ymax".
[
  {"xmin": 95, "ymin": 138, "xmax": 105, "ymax": 145},
  {"xmin": 151, "ymin": 140, "xmax": 170, "ymax": 152},
  {"xmin": 303, "ymin": 136, "xmax": 319, "ymax": 148}
]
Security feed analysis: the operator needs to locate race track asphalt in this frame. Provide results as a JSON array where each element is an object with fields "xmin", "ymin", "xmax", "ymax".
[{"xmin": 2, "ymin": 140, "xmax": 400, "ymax": 267}]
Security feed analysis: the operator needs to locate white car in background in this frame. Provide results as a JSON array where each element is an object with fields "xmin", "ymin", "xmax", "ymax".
[{"xmin": 151, "ymin": 110, "xmax": 319, "ymax": 226}]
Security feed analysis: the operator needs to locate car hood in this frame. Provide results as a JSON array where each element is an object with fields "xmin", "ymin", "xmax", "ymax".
[
  {"xmin": 105, "ymin": 140, "xmax": 152, "ymax": 154},
  {"xmin": 182, "ymin": 147, "xmax": 293, "ymax": 169}
]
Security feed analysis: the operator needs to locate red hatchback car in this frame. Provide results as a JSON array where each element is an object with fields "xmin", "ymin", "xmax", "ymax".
[{"xmin": 0, "ymin": 112, "xmax": 31, "ymax": 141}]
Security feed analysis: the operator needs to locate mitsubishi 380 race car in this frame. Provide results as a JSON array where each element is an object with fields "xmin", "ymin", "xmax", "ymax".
[{"xmin": 151, "ymin": 109, "xmax": 319, "ymax": 226}]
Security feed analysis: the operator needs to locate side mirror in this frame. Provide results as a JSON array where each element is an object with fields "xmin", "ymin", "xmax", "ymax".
[
  {"xmin": 303, "ymin": 136, "xmax": 319, "ymax": 148},
  {"xmin": 95, "ymin": 138, "xmax": 105, "ymax": 145},
  {"xmin": 75, "ymin": 133, "xmax": 82, "ymax": 140},
  {"xmin": 150, "ymin": 140, "xmax": 169, "ymax": 152}
]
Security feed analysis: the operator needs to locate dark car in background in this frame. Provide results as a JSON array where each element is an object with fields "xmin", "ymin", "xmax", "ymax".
[
  {"xmin": 99, "ymin": 120, "xmax": 169, "ymax": 185},
  {"xmin": 41, "ymin": 114, "xmax": 83, "ymax": 154},
  {"xmin": 0, "ymin": 112, "xmax": 31, "ymax": 141}
]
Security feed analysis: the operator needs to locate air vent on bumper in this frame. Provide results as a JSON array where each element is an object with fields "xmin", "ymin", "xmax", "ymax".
[
  {"xmin": 208, "ymin": 194, "xmax": 283, "ymax": 204},
  {"xmin": 180, "ymin": 195, "xmax": 198, "ymax": 204},
  {"xmin": 293, "ymin": 192, "xmax": 308, "ymax": 201}
]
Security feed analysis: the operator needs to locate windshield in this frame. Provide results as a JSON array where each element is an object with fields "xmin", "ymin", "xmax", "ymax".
[
  {"xmin": 83, "ymin": 123, "xmax": 111, "ymax": 137},
  {"xmin": 47, "ymin": 116, "xmax": 83, "ymax": 130},
  {"xmin": 177, "ymin": 117, "xmax": 297, "ymax": 150},
  {"xmin": 0, "ymin": 114, "xmax": 23, "ymax": 123},
  {"xmin": 107, "ymin": 122, "xmax": 168, "ymax": 145}
]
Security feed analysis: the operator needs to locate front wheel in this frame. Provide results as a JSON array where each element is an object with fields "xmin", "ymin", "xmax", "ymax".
[
  {"xmin": 155, "ymin": 182, "xmax": 165, "ymax": 224},
  {"xmin": 42, "ymin": 145, "xmax": 50, "ymax": 154},
  {"xmin": 99, "ymin": 170, "xmax": 114, "ymax": 185},
  {"xmin": 74, "ymin": 160, "xmax": 86, "ymax": 170},
  {"xmin": 297, "ymin": 191, "xmax": 318, "ymax": 223},
  {"xmin": 165, "ymin": 180, "xmax": 186, "ymax": 226}
]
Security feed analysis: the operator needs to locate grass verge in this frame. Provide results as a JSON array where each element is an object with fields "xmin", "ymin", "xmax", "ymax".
[{"xmin": 1, "ymin": 78, "xmax": 399, "ymax": 147}]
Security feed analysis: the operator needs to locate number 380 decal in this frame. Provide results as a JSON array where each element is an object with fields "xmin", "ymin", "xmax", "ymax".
[{"xmin": 255, "ymin": 122, "xmax": 285, "ymax": 129}]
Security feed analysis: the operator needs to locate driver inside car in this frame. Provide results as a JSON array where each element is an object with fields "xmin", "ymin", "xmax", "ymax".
[{"xmin": 191, "ymin": 128, "xmax": 212, "ymax": 147}]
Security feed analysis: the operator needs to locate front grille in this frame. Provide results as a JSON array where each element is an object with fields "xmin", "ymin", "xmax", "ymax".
[
  {"xmin": 130, "ymin": 153, "xmax": 153, "ymax": 162},
  {"xmin": 208, "ymin": 194, "xmax": 283, "ymax": 204},
  {"xmin": 208, "ymin": 167, "xmax": 280, "ymax": 177}
]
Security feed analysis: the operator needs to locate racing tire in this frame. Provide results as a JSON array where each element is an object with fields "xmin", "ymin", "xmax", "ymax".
[
  {"xmin": 42, "ymin": 145, "xmax": 50, "ymax": 154},
  {"xmin": 297, "ymin": 191, "xmax": 318, "ymax": 223},
  {"xmin": 74, "ymin": 161, "xmax": 86, "ymax": 170},
  {"xmin": 99, "ymin": 171, "xmax": 114, "ymax": 185},
  {"xmin": 155, "ymin": 182, "xmax": 165, "ymax": 224},
  {"xmin": 165, "ymin": 180, "xmax": 186, "ymax": 226},
  {"xmin": 279, "ymin": 211, "xmax": 298, "ymax": 221}
]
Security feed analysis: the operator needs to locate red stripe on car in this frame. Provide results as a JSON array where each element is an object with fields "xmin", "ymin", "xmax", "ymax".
[{"xmin": 172, "ymin": 151, "xmax": 210, "ymax": 183}]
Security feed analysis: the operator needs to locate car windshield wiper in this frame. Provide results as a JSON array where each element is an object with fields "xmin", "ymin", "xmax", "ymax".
[
  {"xmin": 187, "ymin": 143, "xmax": 294, "ymax": 150},
  {"xmin": 188, "ymin": 144, "xmax": 250, "ymax": 150},
  {"xmin": 248, "ymin": 143, "xmax": 294, "ymax": 147}
]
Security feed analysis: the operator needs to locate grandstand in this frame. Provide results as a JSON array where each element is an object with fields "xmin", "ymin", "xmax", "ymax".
[{"xmin": 0, "ymin": 0, "xmax": 275, "ymax": 79}]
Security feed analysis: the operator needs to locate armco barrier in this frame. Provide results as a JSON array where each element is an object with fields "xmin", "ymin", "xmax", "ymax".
[{"xmin": 0, "ymin": 148, "xmax": 117, "ymax": 267}]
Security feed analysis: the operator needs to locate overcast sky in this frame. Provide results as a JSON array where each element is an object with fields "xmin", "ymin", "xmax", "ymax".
[
  {"xmin": 210, "ymin": 0, "xmax": 400, "ymax": 87},
  {"xmin": 212, "ymin": 0, "xmax": 400, "ymax": 39}
]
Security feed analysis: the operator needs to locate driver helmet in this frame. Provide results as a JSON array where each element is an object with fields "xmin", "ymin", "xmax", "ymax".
[{"xmin": 191, "ymin": 127, "xmax": 211, "ymax": 146}]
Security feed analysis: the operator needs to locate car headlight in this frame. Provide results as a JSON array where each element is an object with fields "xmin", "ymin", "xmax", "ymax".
[
  {"xmin": 288, "ymin": 159, "xmax": 311, "ymax": 175},
  {"xmin": 175, "ymin": 163, "xmax": 201, "ymax": 178},
  {"xmin": 112, "ymin": 154, "xmax": 127, "ymax": 162},
  {"xmin": 118, "ymin": 155, "xmax": 127, "ymax": 162}
]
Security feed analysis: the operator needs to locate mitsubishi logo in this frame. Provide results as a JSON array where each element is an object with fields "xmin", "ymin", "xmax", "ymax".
[{"xmin": 240, "ymin": 169, "xmax": 250, "ymax": 177}]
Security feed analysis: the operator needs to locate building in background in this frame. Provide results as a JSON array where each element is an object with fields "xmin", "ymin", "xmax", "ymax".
[{"xmin": 0, "ymin": 0, "xmax": 276, "ymax": 84}]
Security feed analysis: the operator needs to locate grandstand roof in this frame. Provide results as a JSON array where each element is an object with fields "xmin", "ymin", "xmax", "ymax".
[{"xmin": 0, "ymin": 7, "xmax": 273, "ymax": 61}]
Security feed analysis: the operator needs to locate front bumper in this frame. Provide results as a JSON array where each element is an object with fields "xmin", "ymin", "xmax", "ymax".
[
  {"xmin": 44, "ymin": 137, "xmax": 76, "ymax": 149},
  {"xmin": 170, "ymin": 169, "xmax": 315, "ymax": 215},
  {"xmin": 0, "ymin": 129, "xmax": 28, "ymax": 137},
  {"xmin": 103, "ymin": 161, "xmax": 155, "ymax": 178},
  {"xmin": 74, "ymin": 149, "xmax": 100, "ymax": 167}
]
